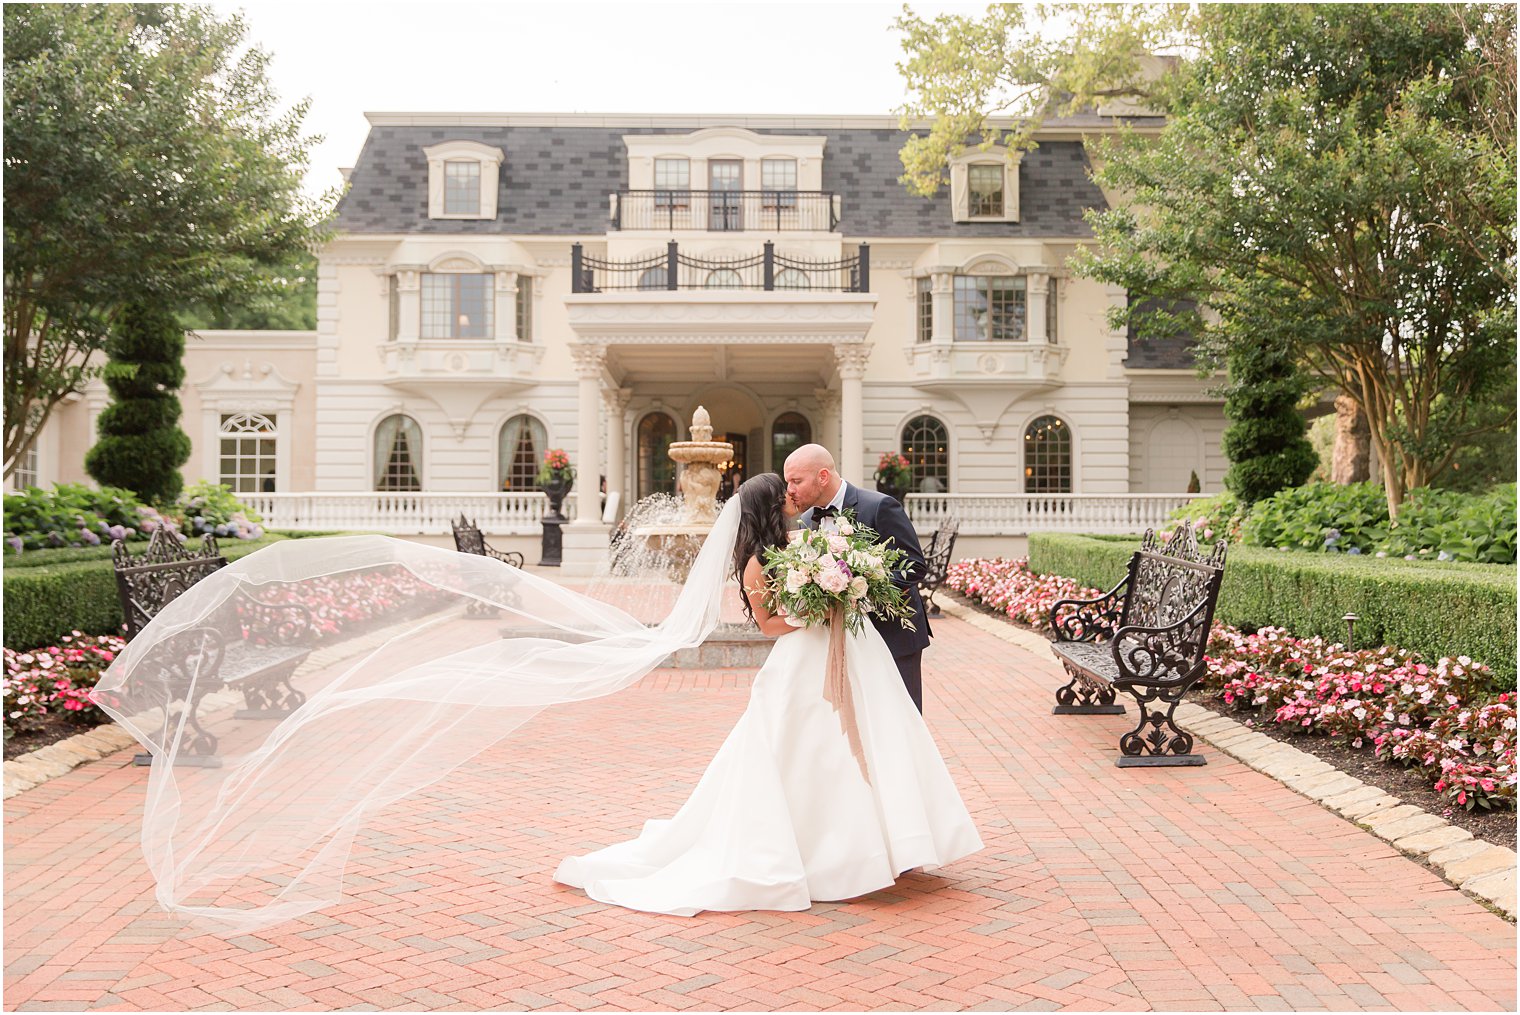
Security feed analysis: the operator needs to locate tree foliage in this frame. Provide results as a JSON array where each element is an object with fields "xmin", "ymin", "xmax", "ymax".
[
  {"xmin": 4, "ymin": 3, "xmax": 333, "ymax": 478},
  {"xmin": 84, "ymin": 303, "xmax": 192, "ymax": 505},
  {"xmin": 896, "ymin": 3, "xmax": 1517, "ymax": 515},
  {"xmin": 177, "ymin": 251, "xmax": 319, "ymax": 332}
]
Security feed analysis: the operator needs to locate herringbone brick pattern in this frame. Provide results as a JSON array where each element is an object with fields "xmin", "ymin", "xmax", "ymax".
[{"xmin": 5, "ymin": 615, "xmax": 1514, "ymax": 1010}]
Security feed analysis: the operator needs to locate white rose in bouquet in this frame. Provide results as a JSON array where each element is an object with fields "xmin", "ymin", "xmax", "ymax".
[
  {"xmin": 848, "ymin": 575, "xmax": 869, "ymax": 600},
  {"xmin": 826, "ymin": 534, "xmax": 849, "ymax": 555},
  {"xmin": 784, "ymin": 568, "xmax": 811, "ymax": 594},
  {"xmin": 837, "ymin": 518, "xmax": 855, "ymax": 535}
]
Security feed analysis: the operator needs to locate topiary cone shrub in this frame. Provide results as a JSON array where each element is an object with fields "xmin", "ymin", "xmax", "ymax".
[{"xmin": 84, "ymin": 303, "xmax": 191, "ymax": 505}]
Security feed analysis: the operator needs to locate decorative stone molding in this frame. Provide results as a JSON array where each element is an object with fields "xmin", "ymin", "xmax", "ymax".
[
  {"xmin": 833, "ymin": 343, "xmax": 872, "ymax": 380},
  {"xmin": 906, "ymin": 341, "xmax": 1068, "ymax": 385},
  {"xmin": 564, "ymin": 292, "xmax": 877, "ymax": 344},
  {"xmin": 570, "ymin": 343, "xmax": 608, "ymax": 379},
  {"xmin": 192, "ymin": 361, "xmax": 303, "ymax": 491}
]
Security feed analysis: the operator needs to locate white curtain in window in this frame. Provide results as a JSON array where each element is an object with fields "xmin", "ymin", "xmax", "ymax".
[
  {"xmin": 498, "ymin": 415, "xmax": 547, "ymax": 490},
  {"xmin": 374, "ymin": 415, "xmax": 422, "ymax": 490}
]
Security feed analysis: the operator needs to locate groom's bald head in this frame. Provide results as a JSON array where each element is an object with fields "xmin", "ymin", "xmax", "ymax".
[{"xmin": 784, "ymin": 444, "xmax": 841, "ymax": 512}]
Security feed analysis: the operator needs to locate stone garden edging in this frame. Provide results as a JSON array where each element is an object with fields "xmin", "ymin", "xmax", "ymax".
[{"xmin": 933, "ymin": 596, "xmax": 1519, "ymax": 922}]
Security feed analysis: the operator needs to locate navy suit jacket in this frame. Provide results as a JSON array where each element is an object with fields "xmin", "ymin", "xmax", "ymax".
[{"xmin": 803, "ymin": 483, "xmax": 932, "ymax": 658}]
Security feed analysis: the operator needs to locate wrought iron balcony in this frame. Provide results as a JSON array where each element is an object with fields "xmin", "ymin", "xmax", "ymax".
[
  {"xmin": 611, "ymin": 190, "xmax": 841, "ymax": 232},
  {"xmin": 571, "ymin": 241, "xmax": 869, "ymax": 293}
]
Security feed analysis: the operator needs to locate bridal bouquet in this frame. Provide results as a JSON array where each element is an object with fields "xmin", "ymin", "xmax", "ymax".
[{"xmin": 758, "ymin": 511, "xmax": 916, "ymax": 634}]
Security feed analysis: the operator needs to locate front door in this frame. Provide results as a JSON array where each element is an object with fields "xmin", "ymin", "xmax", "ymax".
[{"xmin": 709, "ymin": 160, "xmax": 742, "ymax": 231}]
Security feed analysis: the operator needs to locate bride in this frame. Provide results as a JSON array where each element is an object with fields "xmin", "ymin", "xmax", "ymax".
[
  {"xmin": 91, "ymin": 473, "xmax": 980, "ymax": 933},
  {"xmin": 555, "ymin": 474, "xmax": 982, "ymax": 916}
]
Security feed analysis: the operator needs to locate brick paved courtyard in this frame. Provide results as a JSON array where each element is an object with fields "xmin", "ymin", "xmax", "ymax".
[{"xmin": 5, "ymin": 613, "xmax": 1515, "ymax": 1011}]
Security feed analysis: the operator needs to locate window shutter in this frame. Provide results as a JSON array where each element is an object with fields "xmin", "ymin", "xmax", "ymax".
[{"xmin": 950, "ymin": 162, "xmax": 970, "ymax": 223}]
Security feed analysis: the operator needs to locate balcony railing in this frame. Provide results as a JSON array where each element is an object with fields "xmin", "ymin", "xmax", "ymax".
[
  {"xmin": 904, "ymin": 493, "xmax": 1205, "ymax": 536},
  {"xmin": 571, "ymin": 241, "xmax": 869, "ymax": 294},
  {"xmin": 241, "ymin": 491, "xmax": 576, "ymax": 535},
  {"xmin": 612, "ymin": 190, "xmax": 840, "ymax": 232}
]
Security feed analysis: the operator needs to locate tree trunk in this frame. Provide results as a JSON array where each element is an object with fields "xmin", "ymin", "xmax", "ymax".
[{"xmin": 1330, "ymin": 394, "xmax": 1371, "ymax": 484}]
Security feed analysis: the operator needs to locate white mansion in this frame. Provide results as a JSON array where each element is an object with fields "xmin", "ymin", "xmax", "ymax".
[{"xmin": 17, "ymin": 112, "xmax": 1220, "ymax": 567}]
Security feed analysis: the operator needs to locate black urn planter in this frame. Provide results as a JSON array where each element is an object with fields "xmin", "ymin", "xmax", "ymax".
[
  {"xmin": 541, "ymin": 475, "xmax": 574, "ymax": 520},
  {"xmin": 875, "ymin": 479, "xmax": 908, "ymax": 505},
  {"xmin": 538, "ymin": 475, "xmax": 574, "ymax": 567}
]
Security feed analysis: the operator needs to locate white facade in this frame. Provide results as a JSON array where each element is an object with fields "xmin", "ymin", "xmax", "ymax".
[{"xmin": 14, "ymin": 112, "xmax": 1223, "ymax": 563}]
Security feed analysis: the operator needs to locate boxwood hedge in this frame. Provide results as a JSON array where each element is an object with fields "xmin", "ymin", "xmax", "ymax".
[
  {"xmin": 1029, "ymin": 532, "xmax": 1517, "ymax": 689},
  {"xmin": 3, "ymin": 534, "xmax": 297, "ymax": 650}
]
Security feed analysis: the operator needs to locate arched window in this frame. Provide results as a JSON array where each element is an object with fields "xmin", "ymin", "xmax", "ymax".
[
  {"xmin": 637, "ymin": 412, "xmax": 678, "ymax": 500},
  {"xmin": 219, "ymin": 411, "xmax": 278, "ymax": 493},
  {"xmin": 374, "ymin": 414, "xmax": 422, "ymax": 491},
  {"xmin": 770, "ymin": 412, "xmax": 811, "ymax": 473},
  {"xmin": 499, "ymin": 414, "xmax": 547, "ymax": 491},
  {"xmin": 637, "ymin": 266, "xmax": 666, "ymax": 291},
  {"xmin": 705, "ymin": 268, "xmax": 742, "ymax": 289},
  {"xmin": 1024, "ymin": 415, "xmax": 1072, "ymax": 493},
  {"xmin": 774, "ymin": 268, "xmax": 809, "ymax": 291},
  {"xmin": 901, "ymin": 415, "xmax": 949, "ymax": 493}
]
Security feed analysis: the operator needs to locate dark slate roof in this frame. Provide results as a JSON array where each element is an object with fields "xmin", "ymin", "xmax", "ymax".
[
  {"xmin": 335, "ymin": 124, "xmax": 1108, "ymax": 238},
  {"xmin": 1125, "ymin": 296, "xmax": 1200, "ymax": 370}
]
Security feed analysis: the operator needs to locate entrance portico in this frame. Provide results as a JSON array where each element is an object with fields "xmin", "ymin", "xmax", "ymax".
[{"xmin": 560, "ymin": 289, "xmax": 877, "ymax": 574}]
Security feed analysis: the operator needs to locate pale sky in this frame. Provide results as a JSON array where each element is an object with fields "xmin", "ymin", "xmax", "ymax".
[{"xmin": 211, "ymin": 1, "xmax": 986, "ymax": 199}]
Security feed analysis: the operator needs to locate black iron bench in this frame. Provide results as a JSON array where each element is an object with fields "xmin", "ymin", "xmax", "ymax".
[
  {"xmin": 113, "ymin": 530, "xmax": 313, "ymax": 765},
  {"xmin": 451, "ymin": 514, "xmax": 525, "ymax": 568},
  {"xmin": 920, "ymin": 517, "xmax": 960, "ymax": 617},
  {"xmin": 1048, "ymin": 525, "xmax": 1227, "ymax": 767}
]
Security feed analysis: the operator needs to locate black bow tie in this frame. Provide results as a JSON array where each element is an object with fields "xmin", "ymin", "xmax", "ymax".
[{"xmin": 813, "ymin": 505, "xmax": 840, "ymax": 518}]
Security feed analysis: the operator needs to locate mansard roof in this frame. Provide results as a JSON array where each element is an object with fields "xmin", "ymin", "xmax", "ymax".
[{"xmin": 334, "ymin": 114, "xmax": 1127, "ymax": 238}]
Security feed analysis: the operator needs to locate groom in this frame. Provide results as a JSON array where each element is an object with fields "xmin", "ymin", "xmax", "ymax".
[{"xmin": 783, "ymin": 444, "xmax": 932, "ymax": 713}]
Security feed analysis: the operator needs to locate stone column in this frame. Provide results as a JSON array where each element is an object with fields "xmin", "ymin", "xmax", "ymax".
[
  {"xmin": 1027, "ymin": 272, "xmax": 1050, "ymax": 343},
  {"xmin": 562, "ymin": 344, "xmax": 611, "ymax": 575},
  {"xmin": 834, "ymin": 344, "xmax": 871, "ymax": 483},
  {"xmin": 394, "ymin": 268, "xmax": 421, "ymax": 342},
  {"xmin": 602, "ymin": 386, "xmax": 631, "ymax": 520},
  {"xmin": 930, "ymin": 270, "xmax": 955, "ymax": 344},
  {"xmin": 492, "ymin": 269, "xmax": 518, "ymax": 342},
  {"xmin": 813, "ymin": 387, "xmax": 841, "ymax": 460}
]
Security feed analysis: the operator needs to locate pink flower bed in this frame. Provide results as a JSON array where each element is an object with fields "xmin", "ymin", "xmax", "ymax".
[
  {"xmin": 4, "ymin": 631, "xmax": 125, "ymax": 735},
  {"xmin": 948, "ymin": 556, "xmax": 1517, "ymax": 812}
]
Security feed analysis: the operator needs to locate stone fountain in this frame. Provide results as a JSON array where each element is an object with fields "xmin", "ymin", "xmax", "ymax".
[{"xmin": 626, "ymin": 406, "xmax": 733, "ymax": 580}]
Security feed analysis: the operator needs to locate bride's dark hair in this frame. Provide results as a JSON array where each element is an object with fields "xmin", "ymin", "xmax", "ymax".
[{"xmin": 732, "ymin": 473, "xmax": 789, "ymax": 621}]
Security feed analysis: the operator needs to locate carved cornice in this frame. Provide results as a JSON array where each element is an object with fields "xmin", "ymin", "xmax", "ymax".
[
  {"xmin": 569, "ymin": 343, "xmax": 607, "ymax": 378},
  {"xmin": 833, "ymin": 343, "xmax": 872, "ymax": 379}
]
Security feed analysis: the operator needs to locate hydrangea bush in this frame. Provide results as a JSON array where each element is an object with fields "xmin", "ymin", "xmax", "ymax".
[
  {"xmin": 4, "ymin": 482, "xmax": 269, "ymax": 555},
  {"xmin": 947, "ymin": 555, "xmax": 1516, "ymax": 811}
]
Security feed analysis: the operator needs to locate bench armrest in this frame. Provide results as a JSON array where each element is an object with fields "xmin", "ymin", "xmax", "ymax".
[
  {"xmin": 483, "ymin": 541, "xmax": 525, "ymax": 569},
  {"xmin": 1050, "ymin": 576, "xmax": 1129, "ymax": 644},
  {"xmin": 237, "ymin": 594, "xmax": 316, "ymax": 646},
  {"xmin": 1110, "ymin": 598, "xmax": 1212, "ymax": 688}
]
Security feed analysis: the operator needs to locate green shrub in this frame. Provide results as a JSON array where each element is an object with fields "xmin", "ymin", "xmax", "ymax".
[
  {"xmin": 1169, "ymin": 491, "xmax": 1246, "ymax": 545},
  {"xmin": 2, "ymin": 534, "xmax": 291, "ymax": 649},
  {"xmin": 177, "ymin": 481, "xmax": 264, "ymax": 539},
  {"xmin": 1243, "ymin": 481, "xmax": 1390, "ymax": 554},
  {"xmin": 1239, "ymin": 481, "xmax": 1517, "ymax": 563},
  {"xmin": 1029, "ymin": 532, "xmax": 1517, "ymax": 689},
  {"xmin": 1221, "ymin": 337, "xmax": 1317, "ymax": 504},
  {"xmin": 2, "ymin": 483, "xmax": 177, "ymax": 553},
  {"xmin": 84, "ymin": 302, "xmax": 192, "ymax": 505}
]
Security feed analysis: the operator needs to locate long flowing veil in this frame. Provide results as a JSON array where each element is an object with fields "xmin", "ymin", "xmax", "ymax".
[{"xmin": 90, "ymin": 498, "xmax": 744, "ymax": 935}]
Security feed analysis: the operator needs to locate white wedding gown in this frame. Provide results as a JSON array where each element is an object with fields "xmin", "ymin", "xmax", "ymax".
[{"xmin": 554, "ymin": 619, "xmax": 983, "ymax": 916}]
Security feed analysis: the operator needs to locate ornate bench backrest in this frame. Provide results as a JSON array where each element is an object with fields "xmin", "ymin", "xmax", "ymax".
[
  {"xmin": 1115, "ymin": 524, "xmax": 1228, "ymax": 681},
  {"xmin": 923, "ymin": 518, "xmax": 960, "ymax": 589},
  {"xmin": 112, "ymin": 530, "xmax": 227, "ymax": 640},
  {"xmin": 452, "ymin": 514, "xmax": 487, "ymax": 556}
]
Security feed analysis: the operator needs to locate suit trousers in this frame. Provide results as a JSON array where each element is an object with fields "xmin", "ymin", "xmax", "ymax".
[{"xmin": 892, "ymin": 649, "xmax": 923, "ymax": 714}]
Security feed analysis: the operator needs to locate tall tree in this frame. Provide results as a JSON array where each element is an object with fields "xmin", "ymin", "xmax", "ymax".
[
  {"xmin": 177, "ymin": 251, "xmax": 319, "ymax": 332},
  {"xmin": 84, "ymin": 303, "xmax": 192, "ymax": 505},
  {"xmin": 4, "ymin": 3, "xmax": 333, "ymax": 478},
  {"xmin": 896, "ymin": 3, "xmax": 1517, "ymax": 514}
]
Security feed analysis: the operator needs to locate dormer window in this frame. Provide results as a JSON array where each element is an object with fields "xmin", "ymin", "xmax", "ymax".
[
  {"xmin": 950, "ymin": 146, "xmax": 1021, "ymax": 224},
  {"xmin": 762, "ymin": 158, "xmax": 797, "ymax": 210},
  {"xmin": 423, "ymin": 140, "xmax": 504, "ymax": 220},
  {"xmin": 444, "ymin": 161, "xmax": 481, "ymax": 215},
  {"xmin": 967, "ymin": 164, "xmax": 1004, "ymax": 217}
]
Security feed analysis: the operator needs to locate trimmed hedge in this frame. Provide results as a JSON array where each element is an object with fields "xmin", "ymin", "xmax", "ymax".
[
  {"xmin": 3, "ymin": 529, "xmax": 347, "ymax": 570},
  {"xmin": 3, "ymin": 534, "xmax": 294, "ymax": 650},
  {"xmin": 1029, "ymin": 532, "xmax": 1517, "ymax": 689}
]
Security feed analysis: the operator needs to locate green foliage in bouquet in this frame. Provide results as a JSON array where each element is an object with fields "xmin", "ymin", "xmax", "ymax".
[{"xmin": 758, "ymin": 511, "xmax": 916, "ymax": 635}]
